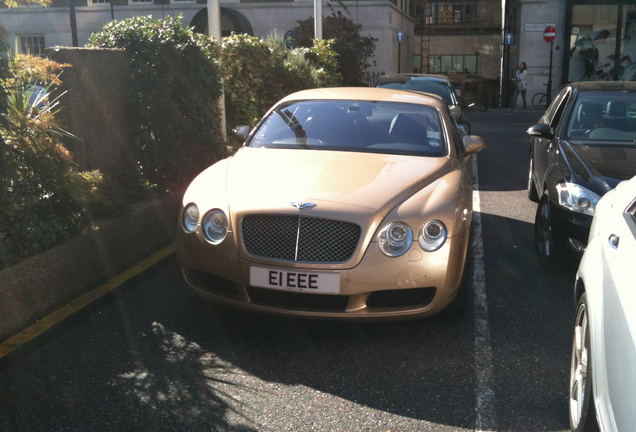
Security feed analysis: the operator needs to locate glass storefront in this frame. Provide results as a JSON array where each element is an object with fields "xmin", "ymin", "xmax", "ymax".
[{"xmin": 568, "ymin": 1, "xmax": 636, "ymax": 81}]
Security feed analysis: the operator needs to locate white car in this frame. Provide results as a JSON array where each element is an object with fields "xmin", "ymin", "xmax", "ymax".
[{"xmin": 569, "ymin": 175, "xmax": 636, "ymax": 432}]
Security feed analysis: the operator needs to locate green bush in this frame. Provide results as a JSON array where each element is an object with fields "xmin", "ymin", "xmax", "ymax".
[
  {"xmin": 222, "ymin": 33, "xmax": 342, "ymax": 131},
  {"xmin": 293, "ymin": 8, "xmax": 377, "ymax": 86},
  {"xmin": 0, "ymin": 55, "xmax": 102, "ymax": 269},
  {"xmin": 88, "ymin": 15, "xmax": 225, "ymax": 194}
]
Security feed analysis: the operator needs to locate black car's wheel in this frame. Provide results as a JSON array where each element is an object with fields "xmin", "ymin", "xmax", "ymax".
[
  {"xmin": 527, "ymin": 154, "xmax": 539, "ymax": 202},
  {"xmin": 534, "ymin": 192, "xmax": 563, "ymax": 270},
  {"xmin": 569, "ymin": 293, "xmax": 600, "ymax": 432}
]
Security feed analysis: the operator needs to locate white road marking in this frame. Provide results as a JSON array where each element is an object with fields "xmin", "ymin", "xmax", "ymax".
[{"xmin": 472, "ymin": 155, "xmax": 497, "ymax": 431}]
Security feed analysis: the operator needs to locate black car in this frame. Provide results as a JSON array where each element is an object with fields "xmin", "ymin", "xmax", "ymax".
[
  {"xmin": 376, "ymin": 74, "xmax": 472, "ymax": 134},
  {"xmin": 527, "ymin": 81, "xmax": 636, "ymax": 269}
]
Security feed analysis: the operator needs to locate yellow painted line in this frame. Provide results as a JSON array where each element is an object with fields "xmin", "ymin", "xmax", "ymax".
[{"xmin": 0, "ymin": 243, "xmax": 176, "ymax": 359}]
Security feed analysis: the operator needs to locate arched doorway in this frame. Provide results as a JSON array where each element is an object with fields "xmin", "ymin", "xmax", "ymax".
[{"xmin": 190, "ymin": 7, "xmax": 254, "ymax": 38}]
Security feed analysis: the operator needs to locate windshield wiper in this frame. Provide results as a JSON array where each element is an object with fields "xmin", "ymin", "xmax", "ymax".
[{"xmin": 277, "ymin": 109, "xmax": 307, "ymax": 140}]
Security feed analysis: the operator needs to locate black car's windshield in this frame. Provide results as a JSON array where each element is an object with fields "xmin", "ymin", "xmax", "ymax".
[
  {"xmin": 248, "ymin": 100, "xmax": 447, "ymax": 157},
  {"xmin": 377, "ymin": 79, "xmax": 457, "ymax": 105},
  {"xmin": 566, "ymin": 92, "xmax": 636, "ymax": 143}
]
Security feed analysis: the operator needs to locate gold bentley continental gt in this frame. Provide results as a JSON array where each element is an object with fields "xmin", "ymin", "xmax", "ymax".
[{"xmin": 177, "ymin": 87, "xmax": 484, "ymax": 319}]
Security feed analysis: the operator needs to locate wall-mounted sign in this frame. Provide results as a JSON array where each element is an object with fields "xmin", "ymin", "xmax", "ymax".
[
  {"xmin": 284, "ymin": 30, "xmax": 297, "ymax": 49},
  {"xmin": 525, "ymin": 23, "xmax": 556, "ymax": 32}
]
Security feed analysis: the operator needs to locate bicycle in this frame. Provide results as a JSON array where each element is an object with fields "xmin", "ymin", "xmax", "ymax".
[{"xmin": 532, "ymin": 84, "xmax": 565, "ymax": 110}]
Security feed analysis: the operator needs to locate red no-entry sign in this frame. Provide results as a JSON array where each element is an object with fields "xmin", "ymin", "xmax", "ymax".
[{"xmin": 544, "ymin": 26, "xmax": 557, "ymax": 43}]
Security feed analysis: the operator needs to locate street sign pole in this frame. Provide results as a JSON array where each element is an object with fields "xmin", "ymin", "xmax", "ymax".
[
  {"xmin": 543, "ymin": 25, "xmax": 556, "ymax": 105},
  {"xmin": 547, "ymin": 41, "xmax": 553, "ymax": 104}
]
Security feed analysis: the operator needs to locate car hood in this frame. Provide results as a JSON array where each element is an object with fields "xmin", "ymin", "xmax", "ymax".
[
  {"xmin": 562, "ymin": 141, "xmax": 636, "ymax": 191},
  {"xmin": 226, "ymin": 147, "xmax": 453, "ymax": 217}
]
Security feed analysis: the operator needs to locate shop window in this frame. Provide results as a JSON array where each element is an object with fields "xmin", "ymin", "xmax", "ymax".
[
  {"xmin": 428, "ymin": 54, "xmax": 477, "ymax": 74},
  {"xmin": 18, "ymin": 35, "xmax": 45, "ymax": 56},
  {"xmin": 568, "ymin": 3, "xmax": 636, "ymax": 81}
]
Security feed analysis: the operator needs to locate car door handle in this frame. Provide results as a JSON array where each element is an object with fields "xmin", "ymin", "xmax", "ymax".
[{"xmin": 609, "ymin": 234, "xmax": 620, "ymax": 250}]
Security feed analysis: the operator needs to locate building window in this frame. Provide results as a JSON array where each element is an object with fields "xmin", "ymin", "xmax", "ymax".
[
  {"xmin": 128, "ymin": 0, "xmax": 153, "ymax": 5},
  {"xmin": 415, "ymin": 2, "xmax": 479, "ymax": 26},
  {"xmin": 170, "ymin": 0, "xmax": 195, "ymax": 4},
  {"xmin": 429, "ymin": 54, "xmax": 477, "ymax": 74},
  {"xmin": 88, "ymin": 0, "xmax": 110, "ymax": 5},
  {"xmin": 568, "ymin": 2, "xmax": 636, "ymax": 82},
  {"xmin": 19, "ymin": 35, "xmax": 45, "ymax": 56},
  {"xmin": 413, "ymin": 54, "xmax": 422, "ymax": 73}
]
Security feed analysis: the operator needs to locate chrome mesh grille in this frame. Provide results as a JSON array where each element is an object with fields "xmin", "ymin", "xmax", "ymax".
[{"xmin": 242, "ymin": 215, "xmax": 361, "ymax": 263}]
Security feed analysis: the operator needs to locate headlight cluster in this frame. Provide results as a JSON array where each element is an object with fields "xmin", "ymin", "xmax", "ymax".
[
  {"xmin": 378, "ymin": 219, "xmax": 447, "ymax": 257},
  {"xmin": 418, "ymin": 220, "xmax": 447, "ymax": 252},
  {"xmin": 182, "ymin": 203, "xmax": 199, "ymax": 233},
  {"xmin": 181, "ymin": 204, "xmax": 228, "ymax": 244},
  {"xmin": 378, "ymin": 222, "xmax": 413, "ymax": 257},
  {"xmin": 556, "ymin": 183, "xmax": 600, "ymax": 216},
  {"xmin": 202, "ymin": 209, "xmax": 228, "ymax": 243}
]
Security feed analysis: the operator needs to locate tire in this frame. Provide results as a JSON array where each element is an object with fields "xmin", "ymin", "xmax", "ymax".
[
  {"xmin": 442, "ymin": 263, "xmax": 470, "ymax": 318},
  {"xmin": 533, "ymin": 92, "xmax": 548, "ymax": 110},
  {"xmin": 569, "ymin": 293, "xmax": 600, "ymax": 432},
  {"xmin": 527, "ymin": 154, "xmax": 539, "ymax": 202},
  {"xmin": 534, "ymin": 192, "xmax": 564, "ymax": 271}
]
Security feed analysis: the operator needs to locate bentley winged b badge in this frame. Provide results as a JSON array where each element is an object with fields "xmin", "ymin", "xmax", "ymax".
[{"xmin": 290, "ymin": 201, "xmax": 317, "ymax": 209}]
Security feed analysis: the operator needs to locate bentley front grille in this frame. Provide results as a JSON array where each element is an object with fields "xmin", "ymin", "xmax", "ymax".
[{"xmin": 241, "ymin": 215, "xmax": 361, "ymax": 263}]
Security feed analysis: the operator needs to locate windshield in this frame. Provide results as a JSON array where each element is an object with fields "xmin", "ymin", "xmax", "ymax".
[
  {"xmin": 377, "ymin": 79, "xmax": 457, "ymax": 105},
  {"xmin": 566, "ymin": 92, "xmax": 636, "ymax": 143},
  {"xmin": 248, "ymin": 100, "xmax": 447, "ymax": 157}
]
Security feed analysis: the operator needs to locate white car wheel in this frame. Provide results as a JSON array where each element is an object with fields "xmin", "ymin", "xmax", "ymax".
[{"xmin": 569, "ymin": 293, "xmax": 599, "ymax": 432}]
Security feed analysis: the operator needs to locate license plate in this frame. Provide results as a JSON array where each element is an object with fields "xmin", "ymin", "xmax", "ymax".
[{"xmin": 249, "ymin": 267, "xmax": 340, "ymax": 294}]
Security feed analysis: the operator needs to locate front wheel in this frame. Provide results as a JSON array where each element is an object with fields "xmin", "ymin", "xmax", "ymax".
[
  {"xmin": 569, "ymin": 293, "xmax": 599, "ymax": 432},
  {"xmin": 534, "ymin": 193, "xmax": 564, "ymax": 271},
  {"xmin": 533, "ymin": 92, "xmax": 548, "ymax": 110}
]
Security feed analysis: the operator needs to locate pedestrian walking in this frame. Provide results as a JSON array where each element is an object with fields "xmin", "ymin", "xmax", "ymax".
[{"xmin": 508, "ymin": 62, "xmax": 528, "ymax": 112}]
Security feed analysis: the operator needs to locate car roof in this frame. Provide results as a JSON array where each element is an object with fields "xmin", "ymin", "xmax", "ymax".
[
  {"xmin": 378, "ymin": 73, "xmax": 452, "ymax": 84},
  {"xmin": 277, "ymin": 87, "xmax": 448, "ymax": 110},
  {"xmin": 570, "ymin": 81, "xmax": 636, "ymax": 92}
]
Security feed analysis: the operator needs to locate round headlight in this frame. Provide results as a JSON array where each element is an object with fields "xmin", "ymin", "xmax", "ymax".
[
  {"xmin": 202, "ymin": 209, "xmax": 228, "ymax": 244},
  {"xmin": 418, "ymin": 220, "xmax": 447, "ymax": 252},
  {"xmin": 378, "ymin": 222, "xmax": 413, "ymax": 257},
  {"xmin": 182, "ymin": 203, "xmax": 199, "ymax": 233}
]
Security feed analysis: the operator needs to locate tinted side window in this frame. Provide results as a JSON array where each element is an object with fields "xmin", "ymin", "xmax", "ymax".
[
  {"xmin": 543, "ymin": 87, "xmax": 569, "ymax": 124},
  {"xmin": 549, "ymin": 89, "xmax": 572, "ymax": 129}
]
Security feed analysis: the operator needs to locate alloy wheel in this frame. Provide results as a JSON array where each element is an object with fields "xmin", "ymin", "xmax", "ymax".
[
  {"xmin": 570, "ymin": 300, "xmax": 589, "ymax": 429},
  {"xmin": 536, "ymin": 197, "xmax": 553, "ymax": 258}
]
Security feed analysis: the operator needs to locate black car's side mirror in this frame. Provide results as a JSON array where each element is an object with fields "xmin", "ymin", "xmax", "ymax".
[
  {"xmin": 230, "ymin": 125, "xmax": 251, "ymax": 143},
  {"xmin": 527, "ymin": 123, "xmax": 554, "ymax": 139}
]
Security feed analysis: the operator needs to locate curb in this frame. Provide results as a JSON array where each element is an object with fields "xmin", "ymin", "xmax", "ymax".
[{"xmin": 0, "ymin": 243, "xmax": 175, "ymax": 372}]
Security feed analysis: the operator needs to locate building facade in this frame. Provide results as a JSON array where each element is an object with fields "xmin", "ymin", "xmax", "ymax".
[
  {"xmin": 1, "ymin": 0, "xmax": 414, "ymax": 76},
  {"xmin": 411, "ymin": 0, "xmax": 503, "ymax": 78},
  {"xmin": 507, "ymin": 0, "xmax": 636, "ymax": 106}
]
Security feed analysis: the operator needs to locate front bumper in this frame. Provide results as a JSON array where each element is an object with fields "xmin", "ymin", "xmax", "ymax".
[
  {"xmin": 551, "ymin": 202, "xmax": 593, "ymax": 254},
  {"xmin": 176, "ymin": 225, "xmax": 471, "ymax": 320}
]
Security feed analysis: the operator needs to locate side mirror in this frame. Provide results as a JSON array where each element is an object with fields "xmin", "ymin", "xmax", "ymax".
[
  {"xmin": 526, "ymin": 123, "xmax": 553, "ymax": 139},
  {"xmin": 230, "ymin": 125, "xmax": 251, "ymax": 143},
  {"xmin": 462, "ymin": 135, "xmax": 485, "ymax": 155}
]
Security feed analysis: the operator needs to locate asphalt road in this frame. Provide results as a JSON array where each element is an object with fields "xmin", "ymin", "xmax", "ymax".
[{"xmin": 0, "ymin": 109, "xmax": 577, "ymax": 432}]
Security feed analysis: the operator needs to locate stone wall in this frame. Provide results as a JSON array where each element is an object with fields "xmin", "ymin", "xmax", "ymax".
[{"xmin": 49, "ymin": 47, "xmax": 136, "ymax": 172}]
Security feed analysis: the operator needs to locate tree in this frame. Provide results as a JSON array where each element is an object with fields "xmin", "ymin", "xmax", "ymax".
[{"xmin": 293, "ymin": 7, "xmax": 377, "ymax": 86}]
